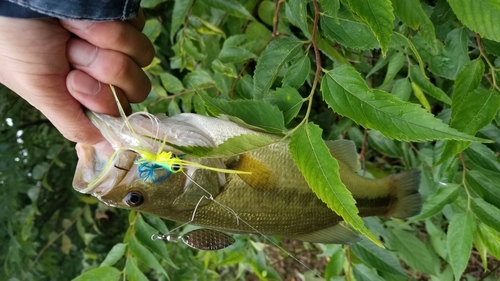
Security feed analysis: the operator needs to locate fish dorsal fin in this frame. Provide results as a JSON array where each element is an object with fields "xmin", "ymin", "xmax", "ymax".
[
  {"xmin": 292, "ymin": 224, "xmax": 361, "ymax": 244},
  {"xmin": 325, "ymin": 140, "xmax": 360, "ymax": 172},
  {"xmin": 227, "ymin": 154, "xmax": 275, "ymax": 192}
]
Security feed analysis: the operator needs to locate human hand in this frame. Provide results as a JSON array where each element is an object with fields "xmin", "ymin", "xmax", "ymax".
[{"xmin": 0, "ymin": 12, "xmax": 154, "ymax": 144}]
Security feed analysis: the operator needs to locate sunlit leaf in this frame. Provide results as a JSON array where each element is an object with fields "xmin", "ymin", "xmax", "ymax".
[
  {"xmin": 321, "ymin": 65, "xmax": 487, "ymax": 142},
  {"xmin": 290, "ymin": 123, "xmax": 381, "ymax": 246},
  {"xmin": 72, "ymin": 266, "xmax": 121, "ymax": 281},
  {"xmin": 448, "ymin": 0, "xmax": 500, "ymax": 41},
  {"xmin": 346, "ymin": 0, "xmax": 394, "ymax": 54},
  {"xmin": 447, "ymin": 212, "xmax": 475, "ymax": 281},
  {"xmin": 252, "ymin": 37, "xmax": 303, "ymax": 98}
]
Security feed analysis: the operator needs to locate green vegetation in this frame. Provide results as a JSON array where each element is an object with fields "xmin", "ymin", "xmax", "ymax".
[{"xmin": 1, "ymin": 0, "xmax": 500, "ymax": 280}]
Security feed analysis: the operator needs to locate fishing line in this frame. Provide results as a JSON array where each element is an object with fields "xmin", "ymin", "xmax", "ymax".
[{"xmin": 153, "ymin": 171, "xmax": 323, "ymax": 279}]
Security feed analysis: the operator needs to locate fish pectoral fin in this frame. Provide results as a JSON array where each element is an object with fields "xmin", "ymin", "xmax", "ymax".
[
  {"xmin": 228, "ymin": 154, "xmax": 275, "ymax": 192},
  {"xmin": 325, "ymin": 140, "xmax": 360, "ymax": 172},
  {"xmin": 291, "ymin": 224, "xmax": 361, "ymax": 244},
  {"xmin": 181, "ymin": 229, "xmax": 235, "ymax": 250}
]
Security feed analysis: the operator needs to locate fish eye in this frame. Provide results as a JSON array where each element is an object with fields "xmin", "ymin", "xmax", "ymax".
[{"xmin": 124, "ymin": 191, "xmax": 144, "ymax": 207}]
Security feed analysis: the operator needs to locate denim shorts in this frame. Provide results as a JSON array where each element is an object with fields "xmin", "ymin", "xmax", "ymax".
[{"xmin": 0, "ymin": 0, "xmax": 140, "ymax": 20}]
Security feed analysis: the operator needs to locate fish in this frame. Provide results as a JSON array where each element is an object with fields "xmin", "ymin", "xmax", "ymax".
[{"xmin": 73, "ymin": 110, "xmax": 422, "ymax": 249}]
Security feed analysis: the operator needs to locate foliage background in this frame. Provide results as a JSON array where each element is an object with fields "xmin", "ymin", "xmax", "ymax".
[{"xmin": 1, "ymin": 0, "xmax": 500, "ymax": 280}]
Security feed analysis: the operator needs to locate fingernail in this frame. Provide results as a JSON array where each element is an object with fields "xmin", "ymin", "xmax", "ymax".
[
  {"xmin": 67, "ymin": 40, "xmax": 99, "ymax": 67},
  {"xmin": 60, "ymin": 20, "xmax": 95, "ymax": 32},
  {"xmin": 73, "ymin": 73, "xmax": 101, "ymax": 96}
]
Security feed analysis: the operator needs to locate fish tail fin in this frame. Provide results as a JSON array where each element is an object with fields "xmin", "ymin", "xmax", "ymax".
[{"xmin": 387, "ymin": 168, "xmax": 422, "ymax": 219}]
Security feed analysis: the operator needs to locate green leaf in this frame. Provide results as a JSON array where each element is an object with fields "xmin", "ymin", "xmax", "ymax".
[
  {"xmin": 315, "ymin": 35, "xmax": 351, "ymax": 65},
  {"xmin": 320, "ymin": 9, "xmax": 379, "ymax": 51},
  {"xmin": 282, "ymin": 55, "xmax": 311, "ymax": 89},
  {"xmin": 482, "ymin": 38, "xmax": 500, "ymax": 57},
  {"xmin": 439, "ymin": 89, "xmax": 500, "ymax": 163},
  {"xmin": 388, "ymin": 228, "xmax": 439, "ymax": 274},
  {"xmin": 392, "ymin": 0, "xmax": 437, "ymax": 52},
  {"xmin": 134, "ymin": 215, "xmax": 176, "ymax": 267},
  {"xmin": 471, "ymin": 198, "xmax": 500, "ymax": 233},
  {"xmin": 379, "ymin": 52, "xmax": 404, "ymax": 89},
  {"xmin": 129, "ymin": 237, "xmax": 168, "ymax": 277},
  {"xmin": 199, "ymin": 92, "xmax": 286, "ymax": 133},
  {"xmin": 125, "ymin": 257, "xmax": 149, "ymax": 281},
  {"xmin": 464, "ymin": 143, "xmax": 500, "ymax": 173},
  {"xmin": 352, "ymin": 264, "xmax": 386, "ymax": 281},
  {"xmin": 72, "ymin": 266, "xmax": 121, "ymax": 281},
  {"xmin": 318, "ymin": 0, "xmax": 340, "ymax": 23},
  {"xmin": 211, "ymin": 59, "xmax": 238, "ymax": 78},
  {"xmin": 170, "ymin": 0, "xmax": 194, "ymax": 41},
  {"xmin": 203, "ymin": 133, "xmax": 278, "ymax": 158},
  {"xmin": 289, "ymin": 123, "xmax": 381, "ymax": 246},
  {"xmin": 477, "ymin": 223, "xmax": 500, "ymax": 260},
  {"xmin": 350, "ymin": 239, "xmax": 408, "ymax": 277},
  {"xmin": 391, "ymin": 78, "xmax": 411, "ymax": 101},
  {"xmin": 346, "ymin": 0, "xmax": 394, "ymax": 54},
  {"xmin": 447, "ymin": 212, "xmax": 475, "ymax": 281},
  {"xmin": 466, "ymin": 170, "xmax": 500, "ymax": 208},
  {"xmin": 201, "ymin": 0, "xmax": 254, "ymax": 20},
  {"xmin": 219, "ymin": 36, "xmax": 257, "ymax": 63},
  {"xmin": 448, "ymin": 0, "xmax": 500, "ymax": 41},
  {"xmin": 252, "ymin": 37, "xmax": 303, "ymax": 98},
  {"xmin": 410, "ymin": 184, "xmax": 461, "ymax": 221},
  {"xmin": 409, "ymin": 65, "xmax": 451, "ymax": 105},
  {"xmin": 141, "ymin": 0, "xmax": 167, "ymax": 9},
  {"xmin": 160, "ymin": 73, "xmax": 185, "ymax": 94},
  {"xmin": 411, "ymin": 82, "xmax": 431, "ymax": 112},
  {"xmin": 100, "ymin": 243, "xmax": 126, "ymax": 267},
  {"xmin": 264, "ymin": 87, "xmax": 304, "ymax": 124},
  {"xmin": 143, "ymin": 19, "xmax": 162, "ymax": 42},
  {"xmin": 321, "ymin": 65, "xmax": 487, "ymax": 142},
  {"xmin": 453, "ymin": 59, "xmax": 485, "ymax": 104},
  {"xmin": 183, "ymin": 70, "xmax": 215, "ymax": 88},
  {"xmin": 287, "ymin": 0, "xmax": 311, "ymax": 38}
]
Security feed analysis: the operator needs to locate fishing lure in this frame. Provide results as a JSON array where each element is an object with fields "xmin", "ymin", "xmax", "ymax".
[{"xmin": 104, "ymin": 85, "xmax": 250, "ymax": 184}]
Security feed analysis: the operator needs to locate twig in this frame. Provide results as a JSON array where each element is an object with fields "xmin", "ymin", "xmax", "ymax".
[
  {"xmin": 29, "ymin": 208, "xmax": 84, "ymax": 270},
  {"xmin": 273, "ymin": 0, "xmax": 285, "ymax": 36}
]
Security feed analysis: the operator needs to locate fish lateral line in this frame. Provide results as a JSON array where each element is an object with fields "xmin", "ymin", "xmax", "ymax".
[{"xmin": 151, "ymin": 171, "xmax": 322, "ymax": 278}]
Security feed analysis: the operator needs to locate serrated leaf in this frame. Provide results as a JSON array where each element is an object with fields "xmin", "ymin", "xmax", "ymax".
[
  {"xmin": 346, "ymin": 0, "xmax": 394, "ymax": 54},
  {"xmin": 477, "ymin": 223, "xmax": 500, "ymax": 260},
  {"xmin": 160, "ymin": 73, "xmax": 185, "ymax": 94},
  {"xmin": 471, "ymin": 198, "xmax": 500, "ymax": 233},
  {"xmin": 100, "ymin": 243, "xmax": 126, "ymax": 267},
  {"xmin": 129, "ymin": 237, "xmax": 168, "ymax": 277},
  {"xmin": 204, "ymin": 133, "xmax": 278, "ymax": 158},
  {"xmin": 453, "ymin": 59, "xmax": 485, "ymax": 105},
  {"xmin": 282, "ymin": 55, "xmax": 311, "ymax": 89},
  {"xmin": 318, "ymin": 0, "xmax": 340, "ymax": 23},
  {"xmin": 321, "ymin": 65, "xmax": 487, "ymax": 142},
  {"xmin": 170, "ymin": 0, "xmax": 193, "ymax": 41},
  {"xmin": 201, "ymin": 0, "xmax": 254, "ymax": 20},
  {"xmin": 125, "ymin": 257, "xmax": 149, "ymax": 281},
  {"xmin": 410, "ymin": 184, "xmax": 461, "ymax": 221},
  {"xmin": 409, "ymin": 65, "xmax": 451, "ymax": 105},
  {"xmin": 289, "ymin": 123, "xmax": 381, "ymax": 246},
  {"xmin": 315, "ymin": 35, "xmax": 351, "ymax": 65},
  {"xmin": 439, "ymin": 89, "xmax": 500, "ymax": 163},
  {"xmin": 72, "ymin": 266, "xmax": 121, "ymax": 281},
  {"xmin": 320, "ymin": 9, "xmax": 379, "ymax": 51},
  {"xmin": 264, "ymin": 87, "xmax": 304, "ymax": 124},
  {"xmin": 447, "ymin": 212, "xmax": 475, "ymax": 281},
  {"xmin": 464, "ymin": 143, "xmax": 500, "ymax": 173},
  {"xmin": 352, "ymin": 264, "xmax": 386, "ymax": 281},
  {"xmin": 287, "ymin": 0, "xmax": 311, "ymax": 38},
  {"xmin": 392, "ymin": 0, "xmax": 437, "ymax": 52},
  {"xmin": 199, "ymin": 92, "xmax": 286, "ymax": 133},
  {"xmin": 466, "ymin": 170, "xmax": 500, "ymax": 208},
  {"xmin": 388, "ymin": 228, "xmax": 439, "ymax": 274},
  {"xmin": 252, "ymin": 37, "xmax": 303, "ymax": 98},
  {"xmin": 448, "ymin": 0, "xmax": 500, "ymax": 42},
  {"xmin": 350, "ymin": 239, "xmax": 408, "ymax": 277},
  {"xmin": 379, "ymin": 52, "xmax": 404, "ymax": 89},
  {"xmin": 482, "ymin": 38, "xmax": 500, "ymax": 57}
]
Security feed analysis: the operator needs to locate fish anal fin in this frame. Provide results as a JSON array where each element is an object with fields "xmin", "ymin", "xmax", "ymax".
[
  {"xmin": 292, "ymin": 224, "xmax": 361, "ymax": 244},
  {"xmin": 181, "ymin": 229, "xmax": 235, "ymax": 250},
  {"xmin": 228, "ymin": 154, "xmax": 275, "ymax": 191},
  {"xmin": 325, "ymin": 140, "xmax": 360, "ymax": 172},
  {"xmin": 386, "ymin": 168, "xmax": 422, "ymax": 219}
]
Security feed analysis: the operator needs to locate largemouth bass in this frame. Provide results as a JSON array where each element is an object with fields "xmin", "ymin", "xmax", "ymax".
[{"xmin": 73, "ymin": 111, "xmax": 421, "ymax": 248}]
